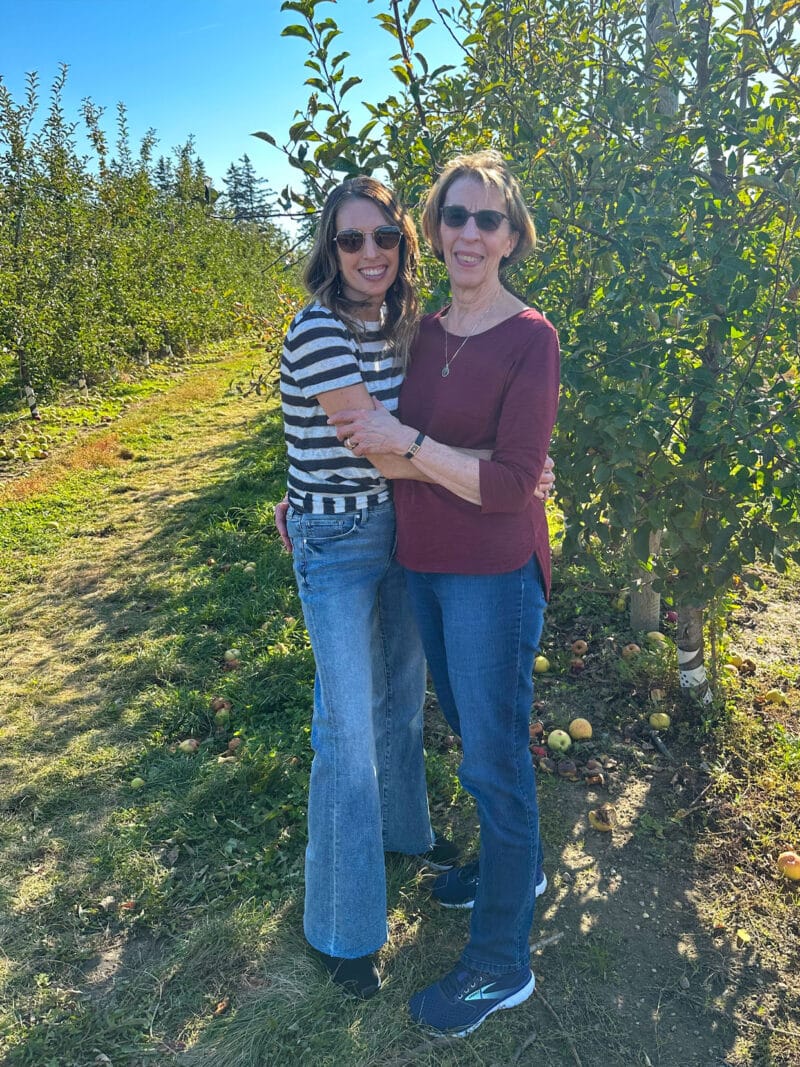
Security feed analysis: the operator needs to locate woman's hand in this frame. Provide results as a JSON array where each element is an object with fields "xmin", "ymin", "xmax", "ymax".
[
  {"xmin": 534, "ymin": 454, "xmax": 555, "ymax": 501},
  {"xmin": 275, "ymin": 494, "xmax": 292, "ymax": 553},
  {"xmin": 328, "ymin": 400, "xmax": 415, "ymax": 457}
]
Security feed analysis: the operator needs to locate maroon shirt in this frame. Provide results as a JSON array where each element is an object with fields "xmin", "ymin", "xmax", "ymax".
[{"xmin": 394, "ymin": 307, "xmax": 560, "ymax": 596}]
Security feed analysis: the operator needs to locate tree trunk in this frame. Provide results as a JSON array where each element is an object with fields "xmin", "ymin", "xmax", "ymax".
[
  {"xmin": 676, "ymin": 605, "xmax": 713, "ymax": 704},
  {"xmin": 630, "ymin": 528, "xmax": 662, "ymax": 632}
]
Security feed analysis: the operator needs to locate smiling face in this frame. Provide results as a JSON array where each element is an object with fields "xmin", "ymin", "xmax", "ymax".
[
  {"xmin": 439, "ymin": 176, "xmax": 518, "ymax": 298},
  {"xmin": 334, "ymin": 197, "xmax": 401, "ymax": 318}
]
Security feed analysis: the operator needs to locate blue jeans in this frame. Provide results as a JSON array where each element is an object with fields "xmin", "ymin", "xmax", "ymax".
[
  {"xmin": 404, "ymin": 554, "xmax": 546, "ymax": 974},
  {"xmin": 287, "ymin": 500, "xmax": 433, "ymax": 958}
]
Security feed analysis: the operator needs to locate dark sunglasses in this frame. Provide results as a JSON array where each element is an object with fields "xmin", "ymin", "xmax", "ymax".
[
  {"xmin": 333, "ymin": 226, "xmax": 403, "ymax": 254},
  {"xmin": 440, "ymin": 205, "xmax": 509, "ymax": 232}
]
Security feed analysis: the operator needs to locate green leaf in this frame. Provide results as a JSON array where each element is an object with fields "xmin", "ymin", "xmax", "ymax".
[{"xmin": 281, "ymin": 24, "xmax": 313, "ymax": 42}]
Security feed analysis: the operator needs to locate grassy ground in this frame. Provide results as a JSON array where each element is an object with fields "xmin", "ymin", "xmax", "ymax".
[{"xmin": 0, "ymin": 343, "xmax": 797, "ymax": 1066}]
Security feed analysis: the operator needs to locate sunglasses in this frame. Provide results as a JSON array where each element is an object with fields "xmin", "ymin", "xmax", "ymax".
[
  {"xmin": 440, "ymin": 205, "xmax": 509, "ymax": 232},
  {"xmin": 333, "ymin": 226, "xmax": 403, "ymax": 254}
]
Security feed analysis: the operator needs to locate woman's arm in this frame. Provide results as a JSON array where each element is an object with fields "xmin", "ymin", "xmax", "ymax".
[{"xmin": 328, "ymin": 327, "xmax": 560, "ymax": 510}]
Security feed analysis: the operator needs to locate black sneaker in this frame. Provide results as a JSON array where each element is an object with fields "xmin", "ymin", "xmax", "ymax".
[
  {"xmin": 417, "ymin": 833, "xmax": 461, "ymax": 872},
  {"xmin": 317, "ymin": 952, "xmax": 381, "ymax": 999},
  {"xmin": 432, "ymin": 860, "xmax": 547, "ymax": 909}
]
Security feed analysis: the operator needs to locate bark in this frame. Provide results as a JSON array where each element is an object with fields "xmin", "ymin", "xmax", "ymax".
[
  {"xmin": 630, "ymin": 528, "xmax": 662, "ymax": 633},
  {"xmin": 676, "ymin": 604, "xmax": 713, "ymax": 704}
]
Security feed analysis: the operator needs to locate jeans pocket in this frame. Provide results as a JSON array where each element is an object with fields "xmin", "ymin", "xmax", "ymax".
[{"xmin": 300, "ymin": 512, "xmax": 361, "ymax": 544}]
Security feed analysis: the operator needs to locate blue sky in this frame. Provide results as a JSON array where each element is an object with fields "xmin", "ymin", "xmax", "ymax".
[{"xmin": 0, "ymin": 0, "xmax": 464, "ymax": 213}]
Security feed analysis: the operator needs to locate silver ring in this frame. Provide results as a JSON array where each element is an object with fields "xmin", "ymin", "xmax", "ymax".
[{"xmin": 345, "ymin": 437, "xmax": 353, "ymax": 450}]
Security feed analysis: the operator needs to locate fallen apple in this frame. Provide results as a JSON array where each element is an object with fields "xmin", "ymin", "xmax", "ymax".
[
  {"xmin": 538, "ymin": 756, "xmax": 557, "ymax": 774},
  {"xmin": 178, "ymin": 738, "xmax": 200, "ymax": 754},
  {"xmin": 214, "ymin": 709, "xmax": 231, "ymax": 728},
  {"xmin": 664, "ymin": 610, "xmax": 678, "ymax": 623},
  {"xmin": 557, "ymin": 759, "xmax": 580, "ymax": 780},
  {"xmin": 649, "ymin": 688, "xmax": 667, "ymax": 702},
  {"xmin": 210, "ymin": 696, "xmax": 231, "ymax": 712},
  {"xmin": 721, "ymin": 664, "xmax": 739, "ymax": 677},
  {"xmin": 649, "ymin": 712, "xmax": 671, "ymax": 731},
  {"xmin": 777, "ymin": 850, "xmax": 800, "ymax": 881},
  {"xmin": 568, "ymin": 717, "xmax": 593, "ymax": 740},
  {"xmin": 223, "ymin": 648, "xmax": 241, "ymax": 663},
  {"xmin": 613, "ymin": 596, "xmax": 627, "ymax": 612},
  {"xmin": 765, "ymin": 688, "xmax": 788, "ymax": 705},
  {"xmin": 227, "ymin": 737, "xmax": 243, "ymax": 753},
  {"xmin": 533, "ymin": 655, "xmax": 550, "ymax": 674},
  {"xmin": 130, "ymin": 777, "xmax": 146, "ymax": 790},
  {"xmin": 588, "ymin": 803, "xmax": 617, "ymax": 832},
  {"xmin": 646, "ymin": 631, "xmax": 667, "ymax": 646},
  {"xmin": 621, "ymin": 643, "xmax": 641, "ymax": 659},
  {"xmin": 727, "ymin": 653, "xmax": 744, "ymax": 668},
  {"xmin": 570, "ymin": 657, "xmax": 586, "ymax": 674},
  {"xmin": 528, "ymin": 720, "xmax": 545, "ymax": 741},
  {"xmin": 530, "ymin": 745, "xmax": 547, "ymax": 759},
  {"xmin": 243, "ymin": 563, "xmax": 256, "ymax": 575},
  {"xmin": 547, "ymin": 729, "xmax": 572, "ymax": 754},
  {"xmin": 571, "ymin": 639, "xmax": 589, "ymax": 656}
]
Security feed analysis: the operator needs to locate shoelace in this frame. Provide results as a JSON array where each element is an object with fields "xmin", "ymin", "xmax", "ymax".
[{"xmin": 440, "ymin": 966, "xmax": 482, "ymax": 999}]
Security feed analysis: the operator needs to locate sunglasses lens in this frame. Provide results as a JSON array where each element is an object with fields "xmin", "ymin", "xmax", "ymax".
[
  {"xmin": 475, "ymin": 211, "xmax": 504, "ymax": 231},
  {"xmin": 441, "ymin": 206, "xmax": 469, "ymax": 228},
  {"xmin": 335, "ymin": 230, "xmax": 364, "ymax": 253},
  {"xmin": 373, "ymin": 226, "xmax": 402, "ymax": 250},
  {"xmin": 441, "ymin": 206, "xmax": 506, "ymax": 231}
]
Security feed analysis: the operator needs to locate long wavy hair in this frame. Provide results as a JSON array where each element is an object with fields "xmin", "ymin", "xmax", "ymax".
[{"xmin": 303, "ymin": 177, "xmax": 420, "ymax": 364}]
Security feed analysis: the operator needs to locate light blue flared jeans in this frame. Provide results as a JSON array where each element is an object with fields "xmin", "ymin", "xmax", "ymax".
[{"xmin": 287, "ymin": 500, "xmax": 434, "ymax": 958}]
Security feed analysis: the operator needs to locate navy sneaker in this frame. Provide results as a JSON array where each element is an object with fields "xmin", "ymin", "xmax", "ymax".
[
  {"xmin": 409, "ymin": 963, "xmax": 535, "ymax": 1036},
  {"xmin": 416, "ymin": 832, "xmax": 461, "ymax": 872},
  {"xmin": 432, "ymin": 860, "xmax": 547, "ymax": 909}
]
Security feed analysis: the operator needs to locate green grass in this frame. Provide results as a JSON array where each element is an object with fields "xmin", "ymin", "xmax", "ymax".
[{"xmin": 1, "ymin": 343, "xmax": 798, "ymax": 1066}]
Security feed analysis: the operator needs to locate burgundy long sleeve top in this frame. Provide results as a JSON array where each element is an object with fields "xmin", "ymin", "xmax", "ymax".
[{"xmin": 393, "ymin": 307, "xmax": 560, "ymax": 596}]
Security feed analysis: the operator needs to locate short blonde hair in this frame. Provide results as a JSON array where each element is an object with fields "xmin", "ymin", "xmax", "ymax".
[{"xmin": 421, "ymin": 150, "xmax": 536, "ymax": 269}]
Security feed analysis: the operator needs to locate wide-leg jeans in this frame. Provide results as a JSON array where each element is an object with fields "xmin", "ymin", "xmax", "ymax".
[
  {"xmin": 404, "ymin": 553, "xmax": 547, "ymax": 974},
  {"xmin": 287, "ymin": 500, "xmax": 433, "ymax": 958}
]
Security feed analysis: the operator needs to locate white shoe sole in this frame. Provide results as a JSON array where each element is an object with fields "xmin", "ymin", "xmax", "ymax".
[{"xmin": 449, "ymin": 972, "xmax": 536, "ymax": 1037}]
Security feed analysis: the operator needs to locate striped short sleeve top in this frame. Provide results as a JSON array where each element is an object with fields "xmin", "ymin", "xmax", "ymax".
[{"xmin": 280, "ymin": 301, "xmax": 404, "ymax": 514}]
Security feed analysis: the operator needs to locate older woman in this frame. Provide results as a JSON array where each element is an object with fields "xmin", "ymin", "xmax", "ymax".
[{"xmin": 329, "ymin": 151, "xmax": 559, "ymax": 1035}]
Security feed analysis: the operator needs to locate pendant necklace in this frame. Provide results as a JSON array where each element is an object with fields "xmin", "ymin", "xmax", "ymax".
[{"xmin": 441, "ymin": 305, "xmax": 492, "ymax": 378}]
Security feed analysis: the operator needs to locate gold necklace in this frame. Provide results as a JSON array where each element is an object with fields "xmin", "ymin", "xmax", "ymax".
[{"xmin": 441, "ymin": 306, "xmax": 492, "ymax": 378}]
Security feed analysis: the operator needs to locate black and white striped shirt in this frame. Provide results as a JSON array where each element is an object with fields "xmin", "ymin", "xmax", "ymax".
[{"xmin": 281, "ymin": 302, "xmax": 404, "ymax": 514}]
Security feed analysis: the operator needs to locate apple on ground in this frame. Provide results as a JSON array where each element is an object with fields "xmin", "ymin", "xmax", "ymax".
[
  {"xmin": 210, "ymin": 696, "xmax": 231, "ymax": 712},
  {"xmin": 621, "ymin": 643, "xmax": 641, "ymax": 659},
  {"xmin": 223, "ymin": 648, "xmax": 241, "ymax": 663},
  {"xmin": 646, "ymin": 631, "xmax": 667, "ymax": 646},
  {"xmin": 243, "ymin": 563, "xmax": 256, "ymax": 575},
  {"xmin": 534, "ymin": 655, "xmax": 550, "ymax": 674},
  {"xmin": 649, "ymin": 688, "xmax": 667, "ymax": 702},
  {"xmin": 664, "ymin": 610, "xmax": 678, "ymax": 623},
  {"xmin": 764, "ymin": 689, "xmax": 788, "ymax": 705},
  {"xmin": 214, "ymin": 709, "xmax": 231, "ymax": 728},
  {"xmin": 777, "ymin": 850, "xmax": 800, "ymax": 881},
  {"xmin": 178, "ymin": 738, "xmax": 200, "ymax": 753},
  {"xmin": 568, "ymin": 717, "xmax": 593, "ymax": 740},
  {"xmin": 570, "ymin": 657, "xmax": 585, "ymax": 674},
  {"xmin": 547, "ymin": 729, "xmax": 572, "ymax": 754},
  {"xmin": 613, "ymin": 595, "xmax": 626, "ymax": 612},
  {"xmin": 130, "ymin": 777, "xmax": 146, "ymax": 790},
  {"xmin": 571, "ymin": 639, "xmax": 589, "ymax": 656},
  {"xmin": 649, "ymin": 712, "xmax": 671, "ymax": 731}
]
